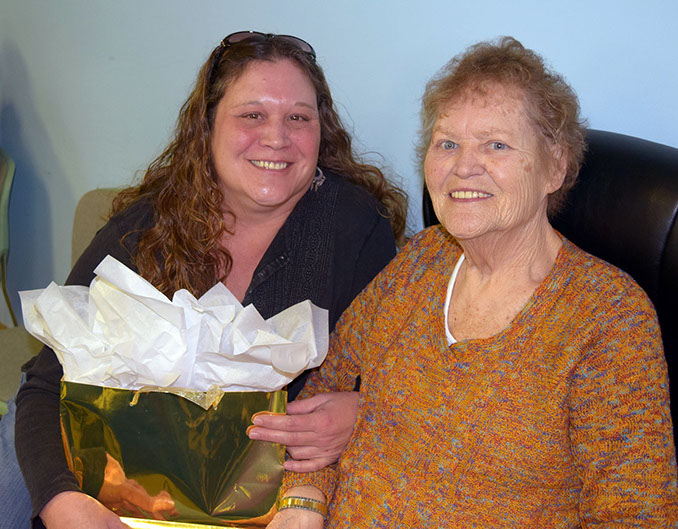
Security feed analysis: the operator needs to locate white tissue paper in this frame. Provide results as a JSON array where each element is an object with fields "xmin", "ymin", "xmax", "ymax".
[{"xmin": 20, "ymin": 255, "xmax": 328, "ymax": 392}]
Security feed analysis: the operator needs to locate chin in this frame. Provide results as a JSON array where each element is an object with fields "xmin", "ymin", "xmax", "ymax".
[
  {"xmin": 444, "ymin": 229, "xmax": 484, "ymax": 241},
  {"xmin": 250, "ymin": 191, "xmax": 299, "ymax": 208},
  {"xmin": 439, "ymin": 215, "xmax": 488, "ymax": 240},
  {"xmin": 256, "ymin": 182, "xmax": 312, "ymax": 206},
  {"xmin": 251, "ymin": 197, "xmax": 289, "ymax": 209}
]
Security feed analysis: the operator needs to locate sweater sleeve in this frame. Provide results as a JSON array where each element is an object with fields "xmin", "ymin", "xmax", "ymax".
[
  {"xmin": 280, "ymin": 299, "xmax": 367, "ymax": 500},
  {"xmin": 281, "ymin": 239, "xmax": 406, "ymax": 502},
  {"xmin": 568, "ymin": 288, "xmax": 678, "ymax": 525},
  {"xmin": 15, "ymin": 210, "xmax": 141, "ymax": 521}
]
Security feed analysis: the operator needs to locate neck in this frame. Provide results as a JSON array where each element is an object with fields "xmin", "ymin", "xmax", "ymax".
[
  {"xmin": 458, "ymin": 217, "xmax": 562, "ymax": 284},
  {"xmin": 219, "ymin": 205, "xmax": 294, "ymax": 302},
  {"xmin": 225, "ymin": 199, "xmax": 296, "ymax": 231}
]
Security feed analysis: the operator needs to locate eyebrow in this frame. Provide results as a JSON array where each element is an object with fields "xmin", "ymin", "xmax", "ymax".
[
  {"xmin": 432, "ymin": 125, "xmax": 514, "ymax": 138},
  {"xmin": 477, "ymin": 127, "xmax": 513, "ymax": 137},
  {"xmin": 232, "ymin": 100, "xmax": 318, "ymax": 111}
]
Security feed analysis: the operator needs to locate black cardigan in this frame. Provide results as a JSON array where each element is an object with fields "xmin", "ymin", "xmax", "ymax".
[{"xmin": 16, "ymin": 170, "xmax": 397, "ymax": 522}]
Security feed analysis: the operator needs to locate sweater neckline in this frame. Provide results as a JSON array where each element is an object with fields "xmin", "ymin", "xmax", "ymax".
[{"xmin": 442, "ymin": 234, "xmax": 575, "ymax": 348}]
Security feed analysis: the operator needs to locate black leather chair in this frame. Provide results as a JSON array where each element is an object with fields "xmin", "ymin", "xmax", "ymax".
[{"xmin": 422, "ymin": 129, "xmax": 678, "ymax": 443}]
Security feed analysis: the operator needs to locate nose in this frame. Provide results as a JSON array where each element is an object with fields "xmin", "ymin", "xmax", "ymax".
[
  {"xmin": 259, "ymin": 118, "xmax": 291, "ymax": 149},
  {"xmin": 452, "ymin": 147, "xmax": 484, "ymax": 179}
]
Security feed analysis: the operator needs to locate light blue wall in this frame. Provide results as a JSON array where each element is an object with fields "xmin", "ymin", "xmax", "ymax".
[{"xmin": 1, "ymin": 0, "xmax": 677, "ymax": 323}]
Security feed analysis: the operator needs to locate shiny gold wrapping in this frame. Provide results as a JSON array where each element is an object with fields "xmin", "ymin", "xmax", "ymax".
[{"xmin": 60, "ymin": 381, "xmax": 286, "ymax": 528}]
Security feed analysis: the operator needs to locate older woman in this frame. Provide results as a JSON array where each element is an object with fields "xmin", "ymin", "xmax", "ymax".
[
  {"xmin": 12, "ymin": 32, "xmax": 406, "ymax": 529},
  {"xmin": 268, "ymin": 37, "xmax": 677, "ymax": 528}
]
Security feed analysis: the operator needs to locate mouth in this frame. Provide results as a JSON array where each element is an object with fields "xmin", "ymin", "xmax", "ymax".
[
  {"xmin": 449, "ymin": 190, "xmax": 492, "ymax": 199},
  {"xmin": 250, "ymin": 160, "xmax": 289, "ymax": 170}
]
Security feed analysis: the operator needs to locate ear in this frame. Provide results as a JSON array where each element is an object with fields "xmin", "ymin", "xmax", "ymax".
[{"xmin": 545, "ymin": 144, "xmax": 568, "ymax": 193}]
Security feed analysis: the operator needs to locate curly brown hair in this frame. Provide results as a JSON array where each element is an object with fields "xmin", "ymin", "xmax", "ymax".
[
  {"xmin": 113, "ymin": 35, "xmax": 407, "ymax": 297},
  {"xmin": 418, "ymin": 36, "xmax": 587, "ymax": 216}
]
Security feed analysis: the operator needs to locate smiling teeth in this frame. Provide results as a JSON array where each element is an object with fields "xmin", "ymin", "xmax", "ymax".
[
  {"xmin": 450, "ymin": 191, "xmax": 491, "ymax": 199},
  {"xmin": 251, "ymin": 160, "xmax": 289, "ymax": 170}
]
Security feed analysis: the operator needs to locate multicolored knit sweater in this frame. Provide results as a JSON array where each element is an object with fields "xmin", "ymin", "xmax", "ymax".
[{"xmin": 283, "ymin": 226, "xmax": 678, "ymax": 527}]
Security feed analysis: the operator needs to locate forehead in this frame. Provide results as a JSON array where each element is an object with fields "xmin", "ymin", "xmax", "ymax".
[
  {"xmin": 438, "ymin": 83, "xmax": 530, "ymax": 125},
  {"xmin": 225, "ymin": 59, "xmax": 317, "ymax": 103}
]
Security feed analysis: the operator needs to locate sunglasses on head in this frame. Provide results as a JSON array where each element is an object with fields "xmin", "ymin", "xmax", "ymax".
[{"xmin": 220, "ymin": 31, "xmax": 316, "ymax": 59}]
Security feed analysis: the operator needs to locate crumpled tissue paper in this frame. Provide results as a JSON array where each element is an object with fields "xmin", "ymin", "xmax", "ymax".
[{"xmin": 20, "ymin": 255, "xmax": 328, "ymax": 392}]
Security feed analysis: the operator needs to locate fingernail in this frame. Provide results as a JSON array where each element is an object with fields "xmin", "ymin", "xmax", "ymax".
[
  {"xmin": 248, "ymin": 428, "xmax": 260, "ymax": 439},
  {"xmin": 252, "ymin": 416, "xmax": 263, "ymax": 425}
]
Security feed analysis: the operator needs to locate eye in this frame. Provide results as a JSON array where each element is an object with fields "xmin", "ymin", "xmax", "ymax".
[
  {"xmin": 241, "ymin": 112, "xmax": 261, "ymax": 119},
  {"xmin": 440, "ymin": 140, "xmax": 457, "ymax": 151},
  {"xmin": 489, "ymin": 141, "xmax": 508, "ymax": 151},
  {"xmin": 289, "ymin": 114, "xmax": 309, "ymax": 122}
]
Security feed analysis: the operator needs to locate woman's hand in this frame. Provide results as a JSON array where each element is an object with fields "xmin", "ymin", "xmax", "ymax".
[
  {"xmin": 248, "ymin": 391, "xmax": 359, "ymax": 472},
  {"xmin": 40, "ymin": 491, "xmax": 131, "ymax": 529},
  {"xmin": 266, "ymin": 486, "xmax": 326, "ymax": 529},
  {"xmin": 97, "ymin": 454, "xmax": 177, "ymax": 520}
]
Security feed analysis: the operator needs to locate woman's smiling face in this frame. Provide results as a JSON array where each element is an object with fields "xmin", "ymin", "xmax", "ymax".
[
  {"xmin": 424, "ymin": 83, "xmax": 564, "ymax": 242},
  {"xmin": 211, "ymin": 58, "xmax": 321, "ymax": 218}
]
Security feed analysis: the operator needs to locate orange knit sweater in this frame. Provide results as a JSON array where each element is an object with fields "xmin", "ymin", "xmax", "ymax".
[{"xmin": 284, "ymin": 226, "xmax": 678, "ymax": 527}]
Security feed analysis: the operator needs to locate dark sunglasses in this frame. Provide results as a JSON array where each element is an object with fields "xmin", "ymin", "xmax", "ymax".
[{"xmin": 220, "ymin": 31, "xmax": 316, "ymax": 59}]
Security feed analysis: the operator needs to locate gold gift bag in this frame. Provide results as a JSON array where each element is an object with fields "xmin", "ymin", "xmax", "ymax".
[{"xmin": 60, "ymin": 381, "xmax": 286, "ymax": 528}]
